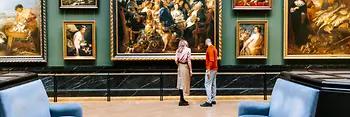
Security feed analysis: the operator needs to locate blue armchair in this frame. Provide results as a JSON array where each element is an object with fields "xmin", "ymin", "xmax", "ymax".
[
  {"xmin": 0, "ymin": 80, "xmax": 82, "ymax": 117},
  {"xmin": 238, "ymin": 78, "xmax": 320, "ymax": 117}
]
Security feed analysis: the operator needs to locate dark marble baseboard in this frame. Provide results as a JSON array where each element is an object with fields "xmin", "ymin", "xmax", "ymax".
[
  {"xmin": 40, "ymin": 73, "xmax": 278, "ymax": 97},
  {"xmin": 3, "ymin": 65, "xmax": 343, "ymax": 97}
]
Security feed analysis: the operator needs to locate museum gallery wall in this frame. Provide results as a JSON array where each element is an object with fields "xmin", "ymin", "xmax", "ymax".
[{"xmin": 3, "ymin": 0, "xmax": 350, "ymax": 64}]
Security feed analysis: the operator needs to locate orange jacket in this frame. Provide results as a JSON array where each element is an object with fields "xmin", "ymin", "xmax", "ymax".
[{"xmin": 206, "ymin": 45, "xmax": 218, "ymax": 70}]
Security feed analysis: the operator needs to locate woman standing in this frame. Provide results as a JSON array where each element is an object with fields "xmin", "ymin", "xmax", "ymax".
[{"xmin": 175, "ymin": 39, "xmax": 192, "ymax": 106}]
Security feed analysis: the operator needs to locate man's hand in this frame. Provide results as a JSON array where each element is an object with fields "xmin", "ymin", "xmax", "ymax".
[{"xmin": 207, "ymin": 70, "xmax": 210, "ymax": 79}]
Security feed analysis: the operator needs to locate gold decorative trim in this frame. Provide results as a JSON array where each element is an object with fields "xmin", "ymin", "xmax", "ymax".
[
  {"xmin": 110, "ymin": 0, "xmax": 223, "ymax": 61},
  {"xmin": 0, "ymin": 0, "xmax": 47, "ymax": 62},
  {"xmin": 110, "ymin": 0, "xmax": 114, "ymax": 60},
  {"xmin": 54, "ymin": 73, "xmax": 109, "ymax": 76}
]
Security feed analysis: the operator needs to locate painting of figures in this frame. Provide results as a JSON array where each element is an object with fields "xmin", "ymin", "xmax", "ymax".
[
  {"xmin": 284, "ymin": 0, "xmax": 350, "ymax": 59},
  {"xmin": 60, "ymin": 0, "xmax": 98, "ymax": 8},
  {"xmin": 236, "ymin": 20, "xmax": 268, "ymax": 59},
  {"xmin": 110, "ymin": 0, "xmax": 222, "ymax": 60},
  {"xmin": 233, "ymin": 0, "xmax": 272, "ymax": 10},
  {"xmin": 63, "ymin": 21, "xmax": 95, "ymax": 60},
  {"xmin": 0, "ymin": 0, "xmax": 46, "ymax": 62}
]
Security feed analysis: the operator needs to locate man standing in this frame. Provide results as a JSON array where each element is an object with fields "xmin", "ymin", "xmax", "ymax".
[{"xmin": 200, "ymin": 38, "xmax": 218, "ymax": 107}]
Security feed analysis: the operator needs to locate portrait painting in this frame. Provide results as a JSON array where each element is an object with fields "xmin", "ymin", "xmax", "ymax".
[
  {"xmin": 0, "ymin": 0, "xmax": 46, "ymax": 62},
  {"xmin": 233, "ymin": 0, "xmax": 272, "ymax": 10},
  {"xmin": 60, "ymin": 0, "xmax": 98, "ymax": 9},
  {"xmin": 63, "ymin": 21, "xmax": 95, "ymax": 60},
  {"xmin": 236, "ymin": 20, "xmax": 268, "ymax": 59},
  {"xmin": 284, "ymin": 0, "xmax": 350, "ymax": 59},
  {"xmin": 110, "ymin": 0, "xmax": 222, "ymax": 60}
]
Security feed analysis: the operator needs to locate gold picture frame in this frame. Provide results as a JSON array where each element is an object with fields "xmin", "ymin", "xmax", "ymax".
[
  {"xmin": 0, "ymin": 0, "xmax": 47, "ymax": 62},
  {"xmin": 63, "ymin": 20, "xmax": 96, "ymax": 60},
  {"xmin": 232, "ymin": 0, "xmax": 272, "ymax": 10},
  {"xmin": 59, "ymin": 0, "xmax": 98, "ymax": 9},
  {"xmin": 110, "ymin": 0, "xmax": 222, "ymax": 61},
  {"xmin": 236, "ymin": 20, "xmax": 268, "ymax": 59},
  {"xmin": 284, "ymin": 0, "xmax": 350, "ymax": 59}
]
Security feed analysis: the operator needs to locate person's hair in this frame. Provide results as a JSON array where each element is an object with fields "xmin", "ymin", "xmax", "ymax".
[
  {"xmin": 205, "ymin": 38, "xmax": 212, "ymax": 44},
  {"xmin": 15, "ymin": 4, "xmax": 23, "ymax": 11},
  {"xmin": 177, "ymin": 39, "xmax": 188, "ymax": 53},
  {"xmin": 79, "ymin": 25, "xmax": 87, "ymax": 31},
  {"xmin": 254, "ymin": 26, "xmax": 262, "ymax": 33},
  {"xmin": 174, "ymin": 3, "xmax": 179, "ymax": 8}
]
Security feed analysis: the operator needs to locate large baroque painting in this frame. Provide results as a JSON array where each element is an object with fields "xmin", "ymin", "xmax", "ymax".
[
  {"xmin": 0, "ymin": 0, "xmax": 46, "ymax": 62},
  {"xmin": 110, "ymin": 0, "xmax": 222, "ymax": 60},
  {"xmin": 284, "ymin": 0, "xmax": 350, "ymax": 59}
]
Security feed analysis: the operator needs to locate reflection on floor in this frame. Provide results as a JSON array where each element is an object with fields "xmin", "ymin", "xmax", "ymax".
[{"xmin": 52, "ymin": 96, "xmax": 269, "ymax": 117}]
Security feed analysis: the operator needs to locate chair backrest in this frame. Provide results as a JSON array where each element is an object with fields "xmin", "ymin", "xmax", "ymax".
[
  {"xmin": 269, "ymin": 79, "xmax": 320, "ymax": 117},
  {"xmin": 0, "ymin": 80, "xmax": 51, "ymax": 117}
]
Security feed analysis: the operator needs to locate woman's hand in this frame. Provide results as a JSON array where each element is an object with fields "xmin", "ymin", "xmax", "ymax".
[{"xmin": 190, "ymin": 71, "xmax": 193, "ymax": 76}]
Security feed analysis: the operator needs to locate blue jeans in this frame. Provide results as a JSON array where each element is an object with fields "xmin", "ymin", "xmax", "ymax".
[{"xmin": 205, "ymin": 70, "xmax": 217, "ymax": 103}]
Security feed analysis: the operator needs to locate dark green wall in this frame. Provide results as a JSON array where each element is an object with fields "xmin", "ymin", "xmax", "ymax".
[
  {"xmin": 221, "ymin": 0, "xmax": 283, "ymax": 65},
  {"xmin": 47, "ymin": 0, "xmax": 112, "ymax": 66},
  {"xmin": 47, "ymin": 0, "xmax": 284, "ymax": 66}
]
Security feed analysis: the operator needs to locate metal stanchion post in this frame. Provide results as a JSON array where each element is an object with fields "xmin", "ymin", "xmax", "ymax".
[
  {"xmin": 263, "ymin": 73, "xmax": 267, "ymax": 100},
  {"xmin": 54, "ymin": 75, "xmax": 58, "ymax": 102},
  {"xmin": 160, "ymin": 72, "xmax": 164, "ymax": 101},
  {"xmin": 107, "ymin": 74, "xmax": 111, "ymax": 102}
]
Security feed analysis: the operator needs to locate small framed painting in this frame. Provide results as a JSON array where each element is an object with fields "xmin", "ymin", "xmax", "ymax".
[
  {"xmin": 236, "ymin": 20, "xmax": 268, "ymax": 59},
  {"xmin": 233, "ymin": 0, "xmax": 272, "ymax": 10},
  {"xmin": 60, "ymin": 0, "xmax": 98, "ymax": 9},
  {"xmin": 63, "ymin": 21, "xmax": 96, "ymax": 60}
]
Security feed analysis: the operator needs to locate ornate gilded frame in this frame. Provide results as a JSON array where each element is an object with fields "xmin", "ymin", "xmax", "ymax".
[
  {"xmin": 63, "ymin": 20, "xmax": 96, "ymax": 60},
  {"xmin": 59, "ymin": 0, "xmax": 98, "ymax": 9},
  {"xmin": 110, "ymin": 0, "xmax": 222, "ymax": 61},
  {"xmin": 0, "ymin": 0, "xmax": 47, "ymax": 62},
  {"xmin": 232, "ymin": 0, "xmax": 272, "ymax": 10},
  {"xmin": 236, "ymin": 20, "xmax": 268, "ymax": 59},
  {"xmin": 283, "ymin": 0, "xmax": 350, "ymax": 59}
]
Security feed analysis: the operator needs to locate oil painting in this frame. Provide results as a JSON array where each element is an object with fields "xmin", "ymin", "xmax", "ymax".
[
  {"xmin": 60, "ymin": 0, "xmax": 98, "ymax": 9},
  {"xmin": 110, "ymin": 0, "xmax": 222, "ymax": 60},
  {"xmin": 236, "ymin": 20, "xmax": 268, "ymax": 59},
  {"xmin": 284, "ymin": 0, "xmax": 350, "ymax": 59},
  {"xmin": 233, "ymin": 0, "xmax": 272, "ymax": 10},
  {"xmin": 0, "ymin": 0, "xmax": 46, "ymax": 62},
  {"xmin": 63, "ymin": 21, "xmax": 95, "ymax": 60}
]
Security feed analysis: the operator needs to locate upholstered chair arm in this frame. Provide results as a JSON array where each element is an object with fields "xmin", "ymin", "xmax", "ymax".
[
  {"xmin": 238, "ymin": 101, "xmax": 270, "ymax": 116},
  {"xmin": 50, "ymin": 103, "xmax": 83, "ymax": 117}
]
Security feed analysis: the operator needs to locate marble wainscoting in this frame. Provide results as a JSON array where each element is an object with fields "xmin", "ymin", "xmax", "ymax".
[
  {"xmin": 40, "ymin": 75, "xmax": 108, "ymax": 97},
  {"xmin": 39, "ymin": 73, "xmax": 279, "ymax": 97}
]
